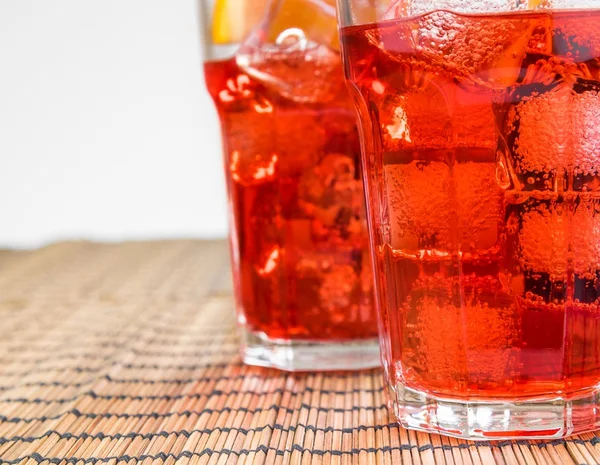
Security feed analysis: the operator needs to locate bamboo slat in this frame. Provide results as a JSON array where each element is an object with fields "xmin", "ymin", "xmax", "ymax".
[{"xmin": 0, "ymin": 240, "xmax": 598, "ymax": 465}]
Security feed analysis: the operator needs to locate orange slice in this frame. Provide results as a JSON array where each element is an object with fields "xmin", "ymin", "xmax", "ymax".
[
  {"xmin": 211, "ymin": 0, "xmax": 339, "ymax": 49},
  {"xmin": 211, "ymin": 0, "xmax": 269, "ymax": 44},
  {"xmin": 266, "ymin": 0, "xmax": 339, "ymax": 50}
]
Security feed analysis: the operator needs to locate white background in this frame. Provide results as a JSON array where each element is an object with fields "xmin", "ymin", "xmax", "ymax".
[{"xmin": 0, "ymin": 0, "xmax": 228, "ymax": 249}]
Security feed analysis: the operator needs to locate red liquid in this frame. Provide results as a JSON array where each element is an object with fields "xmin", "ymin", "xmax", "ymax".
[
  {"xmin": 341, "ymin": 10, "xmax": 600, "ymax": 399},
  {"xmin": 205, "ymin": 56, "xmax": 376, "ymax": 341}
]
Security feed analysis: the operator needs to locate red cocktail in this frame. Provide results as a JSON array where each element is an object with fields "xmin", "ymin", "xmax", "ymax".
[
  {"xmin": 204, "ymin": 0, "xmax": 379, "ymax": 370},
  {"xmin": 339, "ymin": 0, "xmax": 600, "ymax": 438}
]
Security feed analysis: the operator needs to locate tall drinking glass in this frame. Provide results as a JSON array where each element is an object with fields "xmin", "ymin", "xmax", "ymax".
[
  {"xmin": 338, "ymin": 0, "xmax": 600, "ymax": 439},
  {"xmin": 201, "ymin": 0, "xmax": 380, "ymax": 371}
]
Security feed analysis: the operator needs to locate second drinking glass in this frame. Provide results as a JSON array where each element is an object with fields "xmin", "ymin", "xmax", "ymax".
[{"xmin": 203, "ymin": 0, "xmax": 380, "ymax": 371}]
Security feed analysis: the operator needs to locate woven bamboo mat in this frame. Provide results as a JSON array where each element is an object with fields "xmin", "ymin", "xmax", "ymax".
[{"xmin": 1, "ymin": 241, "xmax": 600, "ymax": 465}]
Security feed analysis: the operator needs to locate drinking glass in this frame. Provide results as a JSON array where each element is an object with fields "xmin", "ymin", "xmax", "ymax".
[
  {"xmin": 201, "ymin": 0, "xmax": 380, "ymax": 371},
  {"xmin": 338, "ymin": 0, "xmax": 600, "ymax": 439}
]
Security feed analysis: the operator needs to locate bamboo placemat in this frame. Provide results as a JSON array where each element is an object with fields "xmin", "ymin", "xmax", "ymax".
[{"xmin": 1, "ymin": 240, "xmax": 600, "ymax": 465}]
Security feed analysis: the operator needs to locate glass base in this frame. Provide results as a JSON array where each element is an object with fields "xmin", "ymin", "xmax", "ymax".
[
  {"xmin": 240, "ymin": 327, "xmax": 380, "ymax": 372},
  {"xmin": 389, "ymin": 383, "xmax": 600, "ymax": 440}
]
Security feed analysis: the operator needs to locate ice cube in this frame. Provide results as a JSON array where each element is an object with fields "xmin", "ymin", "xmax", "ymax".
[
  {"xmin": 379, "ymin": 82, "xmax": 496, "ymax": 153},
  {"xmin": 453, "ymin": 163, "xmax": 503, "ymax": 251},
  {"xmin": 509, "ymin": 88, "xmax": 570, "ymax": 175},
  {"xmin": 386, "ymin": 161, "xmax": 502, "ymax": 253},
  {"xmin": 229, "ymin": 150, "xmax": 278, "ymax": 186},
  {"xmin": 453, "ymin": 86, "xmax": 497, "ymax": 150},
  {"xmin": 379, "ymin": 89, "xmax": 450, "ymax": 152},
  {"xmin": 319, "ymin": 264, "xmax": 357, "ymax": 311},
  {"xmin": 514, "ymin": 16, "xmax": 600, "ymax": 85},
  {"xmin": 372, "ymin": 9, "xmax": 528, "ymax": 85},
  {"xmin": 572, "ymin": 90, "xmax": 600, "ymax": 176},
  {"xmin": 299, "ymin": 153, "xmax": 357, "ymax": 205},
  {"xmin": 386, "ymin": 162, "xmax": 450, "ymax": 251},
  {"xmin": 235, "ymin": 0, "xmax": 343, "ymax": 103},
  {"xmin": 219, "ymin": 78, "xmax": 279, "ymax": 186},
  {"xmin": 553, "ymin": 13, "xmax": 600, "ymax": 63},
  {"xmin": 519, "ymin": 200, "xmax": 600, "ymax": 280},
  {"xmin": 519, "ymin": 204, "xmax": 568, "ymax": 279},
  {"xmin": 298, "ymin": 152, "xmax": 364, "ymax": 242},
  {"xmin": 274, "ymin": 110, "xmax": 326, "ymax": 177},
  {"xmin": 509, "ymin": 87, "xmax": 600, "ymax": 180},
  {"xmin": 319, "ymin": 106, "xmax": 358, "ymax": 150},
  {"xmin": 319, "ymin": 153, "xmax": 356, "ymax": 191},
  {"xmin": 256, "ymin": 245, "xmax": 282, "ymax": 277},
  {"xmin": 252, "ymin": 243, "xmax": 286, "ymax": 310},
  {"xmin": 407, "ymin": 274, "xmax": 517, "ymax": 386}
]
